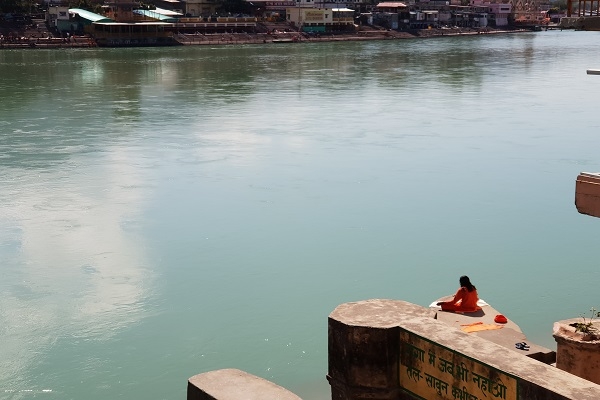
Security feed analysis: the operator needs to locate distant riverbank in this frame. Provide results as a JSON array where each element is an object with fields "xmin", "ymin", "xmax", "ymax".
[
  {"xmin": 176, "ymin": 26, "xmax": 531, "ymax": 45},
  {"xmin": 0, "ymin": 26, "xmax": 533, "ymax": 49}
]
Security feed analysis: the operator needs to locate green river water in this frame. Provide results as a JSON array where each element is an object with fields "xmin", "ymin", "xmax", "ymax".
[{"xmin": 1, "ymin": 31, "xmax": 600, "ymax": 399}]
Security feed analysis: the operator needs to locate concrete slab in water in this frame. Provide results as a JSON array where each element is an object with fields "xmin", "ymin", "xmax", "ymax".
[{"xmin": 188, "ymin": 369, "xmax": 302, "ymax": 400}]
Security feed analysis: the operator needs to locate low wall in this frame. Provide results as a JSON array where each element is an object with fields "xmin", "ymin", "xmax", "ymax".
[
  {"xmin": 328, "ymin": 299, "xmax": 600, "ymax": 400},
  {"xmin": 560, "ymin": 16, "xmax": 600, "ymax": 30}
]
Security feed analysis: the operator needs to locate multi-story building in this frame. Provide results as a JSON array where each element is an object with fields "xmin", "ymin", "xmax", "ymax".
[
  {"xmin": 294, "ymin": 0, "xmax": 373, "ymax": 13},
  {"xmin": 180, "ymin": 0, "xmax": 219, "ymax": 16},
  {"xmin": 46, "ymin": 5, "xmax": 70, "ymax": 30},
  {"xmin": 470, "ymin": 0, "xmax": 511, "ymax": 25},
  {"xmin": 147, "ymin": 0, "xmax": 186, "ymax": 14},
  {"xmin": 102, "ymin": 0, "xmax": 141, "ymax": 21},
  {"xmin": 511, "ymin": 0, "xmax": 551, "ymax": 23},
  {"xmin": 286, "ymin": 6, "xmax": 355, "ymax": 30}
]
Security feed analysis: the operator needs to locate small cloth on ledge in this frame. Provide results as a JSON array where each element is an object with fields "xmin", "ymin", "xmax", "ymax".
[
  {"xmin": 494, "ymin": 314, "xmax": 508, "ymax": 324},
  {"xmin": 461, "ymin": 323, "xmax": 504, "ymax": 334},
  {"xmin": 460, "ymin": 322, "xmax": 483, "ymax": 327}
]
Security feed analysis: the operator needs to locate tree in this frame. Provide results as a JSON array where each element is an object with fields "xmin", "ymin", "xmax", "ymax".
[
  {"xmin": 0, "ymin": 0, "xmax": 26, "ymax": 13},
  {"xmin": 551, "ymin": 0, "xmax": 569, "ymax": 11},
  {"xmin": 68, "ymin": 0, "xmax": 103, "ymax": 13},
  {"xmin": 217, "ymin": 0, "xmax": 252, "ymax": 15}
]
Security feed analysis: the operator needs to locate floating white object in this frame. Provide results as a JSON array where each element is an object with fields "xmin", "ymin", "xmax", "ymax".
[{"xmin": 428, "ymin": 298, "xmax": 489, "ymax": 308}]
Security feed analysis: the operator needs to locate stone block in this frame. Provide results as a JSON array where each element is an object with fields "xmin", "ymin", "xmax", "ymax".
[
  {"xmin": 575, "ymin": 172, "xmax": 600, "ymax": 218},
  {"xmin": 187, "ymin": 369, "xmax": 302, "ymax": 400}
]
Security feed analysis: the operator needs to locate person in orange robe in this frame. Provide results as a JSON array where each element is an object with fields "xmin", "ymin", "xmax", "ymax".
[{"xmin": 437, "ymin": 275, "xmax": 479, "ymax": 312}]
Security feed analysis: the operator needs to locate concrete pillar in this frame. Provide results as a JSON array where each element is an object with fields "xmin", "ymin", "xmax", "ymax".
[
  {"xmin": 567, "ymin": 0, "xmax": 572, "ymax": 16},
  {"xmin": 326, "ymin": 299, "xmax": 434, "ymax": 400},
  {"xmin": 575, "ymin": 173, "xmax": 600, "ymax": 218},
  {"xmin": 553, "ymin": 319, "xmax": 600, "ymax": 385}
]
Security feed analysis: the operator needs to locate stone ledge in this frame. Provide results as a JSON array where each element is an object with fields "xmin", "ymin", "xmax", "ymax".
[
  {"xmin": 329, "ymin": 299, "xmax": 435, "ymax": 328},
  {"xmin": 188, "ymin": 369, "xmax": 302, "ymax": 400}
]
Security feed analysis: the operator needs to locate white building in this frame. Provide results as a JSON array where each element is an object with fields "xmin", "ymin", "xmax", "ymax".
[
  {"xmin": 46, "ymin": 6, "xmax": 70, "ymax": 30},
  {"xmin": 286, "ymin": 6, "xmax": 355, "ymax": 30}
]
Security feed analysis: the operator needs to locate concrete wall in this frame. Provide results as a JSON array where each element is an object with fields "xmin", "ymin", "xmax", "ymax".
[
  {"xmin": 560, "ymin": 16, "xmax": 600, "ymax": 30},
  {"xmin": 328, "ymin": 299, "xmax": 600, "ymax": 400}
]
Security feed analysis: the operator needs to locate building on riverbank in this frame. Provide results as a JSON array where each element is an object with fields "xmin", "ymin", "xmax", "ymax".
[
  {"xmin": 286, "ymin": 7, "xmax": 355, "ymax": 32},
  {"xmin": 0, "ymin": 0, "xmax": 544, "ymax": 49}
]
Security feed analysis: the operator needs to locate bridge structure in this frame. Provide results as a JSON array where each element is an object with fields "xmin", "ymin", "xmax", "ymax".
[{"xmin": 566, "ymin": 0, "xmax": 600, "ymax": 16}]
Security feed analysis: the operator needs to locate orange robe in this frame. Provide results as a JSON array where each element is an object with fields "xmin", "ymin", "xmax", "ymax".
[{"xmin": 440, "ymin": 287, "xmax": 479, "ymax": 312}]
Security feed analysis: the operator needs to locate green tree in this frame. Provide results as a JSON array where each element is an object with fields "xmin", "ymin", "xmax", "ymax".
[
  {"xmin": 68, "ymin": 0, "xmax": 103, "ymax": 13},
  {"xmin": 551, "ymin": 0, "xmax": 569, "ymax": 11},
  {"xmin": 217, "ymin": 0, "xmax": 252, "ymax": 15},
  {"xmin": 0, "ymin": 0, "xmax": 26, "ymax": 13}
]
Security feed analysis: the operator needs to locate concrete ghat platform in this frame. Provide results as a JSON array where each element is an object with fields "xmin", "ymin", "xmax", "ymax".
[
  {"xmin": 432, "ymin": 296, "xmax": 556, "ymax": 364},
  {"xmin": 328, "ymin": 299, "xmax": 600, "ymax": 400}
]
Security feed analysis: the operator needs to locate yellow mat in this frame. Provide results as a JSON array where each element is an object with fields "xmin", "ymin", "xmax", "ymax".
[{"xmin": 461, "ymin": 323, "xmax": 504, "ymax": 333}]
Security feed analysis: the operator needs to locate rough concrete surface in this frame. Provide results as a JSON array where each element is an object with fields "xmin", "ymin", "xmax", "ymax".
[
  {"xmin": 329, "ymin": 299, "xmax": 435, "ymax": 328},
  {"xmin": 432, "ymin": 296, "xmax": 556, "ymax": 363},
  {"xmin": 188, "ymin": 369, "xmax": 302, "ymax": 400}
]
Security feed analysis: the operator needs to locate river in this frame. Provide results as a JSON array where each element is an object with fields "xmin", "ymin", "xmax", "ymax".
[{"xmin": 1, "ymin": 30, "xmax": 600, "ymax": 399}]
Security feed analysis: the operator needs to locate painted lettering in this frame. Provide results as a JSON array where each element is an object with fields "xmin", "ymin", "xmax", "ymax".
[
  {"xmin": 406, "ymin": 365, "xmax": 423, "ymax": 383},
  {"xmin": 491, "ymin": 380, "xmax": 508, "ymax": 399},
  {"xmin": 425, "ymin": 373, "xmax": 449, "ymax": 396},
  {"xmin": 438, "ymin": 357, "xmax": 454, "ymax": 375},
  {"xmin": 454, "ymin": 362, "xmax": 470, "ymax": 382},
  {"xmin": 452, "ymin": 385, "xmax": 479, "ymax": 400},
  {"xmin": 428, "ymin": 350, "xmax": 436, "ymax": 366}
]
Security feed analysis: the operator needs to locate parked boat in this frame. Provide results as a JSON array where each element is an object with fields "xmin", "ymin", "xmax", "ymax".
[{"xmin": 272, "ymin": 36, "xmax": 299, "ymax": 43}]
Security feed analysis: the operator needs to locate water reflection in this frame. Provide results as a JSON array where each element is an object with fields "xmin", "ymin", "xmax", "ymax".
[
  {"xmin": 0, "ymin": 142, "xmax": 154, "ymax": 392},
  {"xmin": 0, "ymin": 35, "xmax": 541, "ymax": 130}
]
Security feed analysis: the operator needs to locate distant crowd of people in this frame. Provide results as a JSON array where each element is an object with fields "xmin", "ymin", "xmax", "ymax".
[
  {"xmin": 0, "ymin": 33, "xmax": 26, "ymax": 43},
  {"xmin": 0, "ymin": 32, "xmax": 93, "ymax": 47}
]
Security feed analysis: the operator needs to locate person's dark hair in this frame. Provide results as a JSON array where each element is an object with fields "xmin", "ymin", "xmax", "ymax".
[{"xmin": 459, "ymin": 275, "xmax": 476, "ymax": 292}]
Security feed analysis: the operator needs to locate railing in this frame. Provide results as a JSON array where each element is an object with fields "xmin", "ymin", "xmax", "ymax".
[
  {"xmin": 172, "ymin": 22, "xmax": 257, "ymax": 28},
  {"xmin": 173, "ymin": 33, "xmax": 273, "ymax": 45},
  {"xmin": 178, "ymin": 17, "xmax": 260, "ymax": 23}
]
